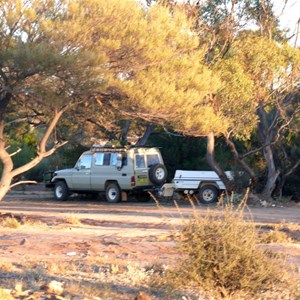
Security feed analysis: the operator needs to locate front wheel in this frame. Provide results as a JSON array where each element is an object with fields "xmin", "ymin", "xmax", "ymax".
[
  {"xmin": 105, "ymin": 183, "xmax": 121, "ymax": 203},
  {"xmin": 54, "ymin": 181, "xmax": 69, "ymax": 201},
  {"xmin": 198, "ymin": 185, "xmax": 219, "ymax": 204}
]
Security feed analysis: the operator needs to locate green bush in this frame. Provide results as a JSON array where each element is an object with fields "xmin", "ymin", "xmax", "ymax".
[{"xmin": 172, "ymin": 204, "xmax": 295, "ymax": 298}]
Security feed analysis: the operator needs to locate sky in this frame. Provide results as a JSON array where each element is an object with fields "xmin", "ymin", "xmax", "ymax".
[{"xmin": 273, "ymin": 0, "xmax": 300, "ymax": 46}]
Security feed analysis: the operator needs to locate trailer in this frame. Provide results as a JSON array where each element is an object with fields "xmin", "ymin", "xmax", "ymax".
[{"xmin": 160, "ymin": 170, "xmax": 232, "ymax": 204}]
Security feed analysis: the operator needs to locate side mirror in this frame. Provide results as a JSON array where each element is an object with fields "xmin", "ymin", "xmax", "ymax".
[{"xmin": 75, "ymin": 159, "xmax": 81, "ymax": 171}]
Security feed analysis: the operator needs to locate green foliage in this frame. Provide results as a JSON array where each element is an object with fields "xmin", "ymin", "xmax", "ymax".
[
  {"xmin": 46, "ymin": 143, "xmax": 88, "ymax": 170},
  {"xmin": 172, "ymin": 204, "xmax": 294, "ymax": 298},
  {"xmin": 212, "ymin": 58, "xmax": 257, "ymax": 140},
  {"xmin": 283, "ymin": 173, "xmax": 300, "ymax": 200},
  {"xmin": 148, "ymin": 134, "xmax": 209, "ymax": 180}
]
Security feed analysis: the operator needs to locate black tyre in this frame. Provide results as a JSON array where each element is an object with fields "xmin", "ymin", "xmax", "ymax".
[
  {"xmin": 198, "ymin": 185, "xmax": 219, "ymax": 204},
  {"xmin": 105, "ymin": 182, "xmax": 121, "ymax": 203},
  {"xmin": 149, "ymin": 164, "xmax": 167, "ymax": 185},
  {"xmin": 54, "ymin": 181, "xmax": 69, "ymax": 201}
]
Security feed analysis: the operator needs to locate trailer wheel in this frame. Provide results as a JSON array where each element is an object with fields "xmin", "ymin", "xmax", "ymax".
[{"xmin": 198, "ymin": 185, "xmax": 219, "ymax": 204}]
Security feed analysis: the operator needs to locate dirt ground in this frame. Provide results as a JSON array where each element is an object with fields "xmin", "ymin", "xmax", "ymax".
[{"xmin": 0, "ymin": 189, "xmax": 300, "ymax": 299}]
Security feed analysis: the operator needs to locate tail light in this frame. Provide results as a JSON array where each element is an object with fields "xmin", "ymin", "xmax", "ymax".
[{"xmin": 131, "ymin": 176, "xmax": 136, "ymax": 187}]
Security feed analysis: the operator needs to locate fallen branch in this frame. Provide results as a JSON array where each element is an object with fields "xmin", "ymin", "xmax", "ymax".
[
  {"xmin": 10, "ymin": 181, "xmax": 37, "ymax": 189},
  {"xmin": 9, "ymin": 147, "xmax": 22, "ymax": 157}
]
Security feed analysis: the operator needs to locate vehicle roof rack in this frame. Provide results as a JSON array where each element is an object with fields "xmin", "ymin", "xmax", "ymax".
[
  {"xmin": 90, "ymin": 144, "xmax": 128, "ymax": 153},
  {"xmin": 90, "ymin": 144, "xmax": 158, "ymax": 153}
]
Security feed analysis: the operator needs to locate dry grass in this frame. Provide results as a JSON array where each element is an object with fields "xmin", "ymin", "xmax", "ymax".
[
  {"xmin": 260, "ymin": 228, "xmax": 291, "ymax": 244},
  {"xmin": 21, "ymin": 217, "xmax": 46, "ymax": 228},
  {"xmin": 64, "ymin": 214, "xmax": 82, "ymax": 225},
  {"xmin": 164, "ymin": 201, "xmax": 298, "ymax": 299},
  {"xmin": 0, "ymin": 217, "xmax": 21, "ymax": 229},
  {"xmin": 0, "ymin": 197, "xmax": 299, "ymax": 299},
  {"xmin": 0, "ymin": 261, "xmax": 15, "ymax": 273},
  {"xmin": 0, "ymin": 288, "xmax": 14, "ymax": 300}
]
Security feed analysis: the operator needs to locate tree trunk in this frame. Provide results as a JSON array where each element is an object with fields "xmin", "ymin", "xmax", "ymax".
[
  {"xmin": 274, "ymin": 160, "xmax": 300, "ymax": 198},
  {"xmin": 257, "ymin": 102, "xmax": 279, "ymax": 199},
  {"xmin": 260, "ymin": 144, "xmax": 280, "ymax": 199},
  {"xmin": 206, "ymin": 132, "xmax": 235, "ymax": 192},
  {"xmin": 135, "ymin": 124, "xmax": 156, "ymax": 146},
  {"xmin": 225, "ymin": 137, "xmax": 257, "ymax": 189},
  {"xmin": 0, "ymin": 93, "xmax": 13, "ymax": 199},
  {"xmin": 0, "ymin": 125, "xmax": 14, "ymax": 200},
  {"xmin": 0, "ymin": 109, "xmax": 66, "ymax": 201},
  {"xmin": 120, "ymin": 120, "xmax": 131, "ymax": 144}
]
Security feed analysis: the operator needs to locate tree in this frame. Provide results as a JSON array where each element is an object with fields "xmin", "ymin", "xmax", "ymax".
[
  {"xmin": 144, "ymin": 0, "xmax": 300, "ymax": 198},
  {"xmin": 0, "ymin": 0, "xmax": 223, "ymax": 200},
  {"xmin": 0, "ymin": 0, "xmax": 110, "ymax": 200},
  {"xmin": 221, "ymin": 34, "xmax": 300, "ymax": 198}
]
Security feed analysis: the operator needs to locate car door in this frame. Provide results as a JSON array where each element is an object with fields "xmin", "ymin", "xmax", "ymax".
[
  {"xmin": 71, "ymin": 154, "xmax": 92, "ymax": 190},
  {"xmin": 134, "ymin": 153, "xmax": 150, "ymax": 187},
  {"xmin": 90, "ymin": 152, "xmax": 111, "ymax": 191}
]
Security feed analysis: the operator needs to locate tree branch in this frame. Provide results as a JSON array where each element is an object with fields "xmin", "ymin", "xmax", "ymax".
[{"xmin": 9, "ymin": 147, "xmax": 22, "ymax": 157}]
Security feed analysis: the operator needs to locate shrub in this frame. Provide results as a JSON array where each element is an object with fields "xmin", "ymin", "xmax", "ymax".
[
  {"xmin": 173, "ymin": 203, "xmax": 294, "ymax": 298},
  {"xmin": 64, "ymin": 214, "xmax": 81, "ymax": 225},
  {"xmin": 260, "ymin": 229, "xmax": 290, "ymax": 244},
  {"xmin": 0, "ymin": 217, "xmax": 21, "ymax": 229}
]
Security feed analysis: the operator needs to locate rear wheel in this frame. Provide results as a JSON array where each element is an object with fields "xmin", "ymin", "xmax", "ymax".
[
  {"xmin": 198, "ymin": 185, "xmax": 219, "ymax": 204},
  {"xmin": 105, "ymin": 183, "xmax": 121, "ymax": 203},
  {"xmin": 54, "ymin": 181, "xmax": 69, "ymax": 201}
]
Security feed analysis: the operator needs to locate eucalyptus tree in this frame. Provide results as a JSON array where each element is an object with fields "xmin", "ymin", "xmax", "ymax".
[
  {"xmin": 143, "ymin": 0, "xmax": 300, "ymax": 198},
  {"xmin": 214, "ymin": 34, "xmax": 300, "ymax": 197},
  {"xmin": 0, "ymin": 0, "xmax": 222, "ymax": 200},
  {"xmin": 197, "ymin": 0, "xmax": 300, "ymax": 197},
  {"xmin": 0, "ymin": 0, "xmax": 108, "ymax": 199}
]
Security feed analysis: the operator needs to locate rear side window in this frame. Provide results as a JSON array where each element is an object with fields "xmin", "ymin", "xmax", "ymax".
[
  {"xmin": 103, "ymin": 153, "xmax": 111, "ymax": 166},
  {"xmin": 147, "ymin": 154, "xmax": 160, "ymax": 167},
  {"xmin": 135, "ymin": 154, "xmax": 146, "ymax": 169},
  {"xmin": 122, "ymin": 153, "xmax": 128, "ymax": 166}
]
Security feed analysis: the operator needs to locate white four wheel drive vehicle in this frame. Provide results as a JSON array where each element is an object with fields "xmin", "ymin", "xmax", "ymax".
[
  {"xmin": 51, "ymin": 145, "xmax": 167, "ymax": 202},
  {"xmin": 161, "ymin": 170, "xmax": 232, "ymax": 204}
]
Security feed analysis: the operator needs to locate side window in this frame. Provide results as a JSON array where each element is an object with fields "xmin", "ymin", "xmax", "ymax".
[
  {"xmin": 147, "ymin": 154, "xmax": 160, "ymax": 167},
  {"xmin": 111, "ymin": 153, "xmax": 118, "ymax": 166},
  {"xmin": 103, "ymin": 153, "xmax": 111, "ymax": 166},
  {"xmin": 77, "ymin": 154, "xmax": 92, "ymax": 169},
  {"xmin": 95, "ymin": 153, "xmax": 104, "ymax": 166},
  {"xmin": 122, "ymin": 153, "xmax": 128, "ymax": 166},
  {"xmin": 95, "ymin": 153, "xmax": 111, "ymax": 166},
  {"xmin": 135, "ymin": 154, "xmax": 146, "ymax": 169}
]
